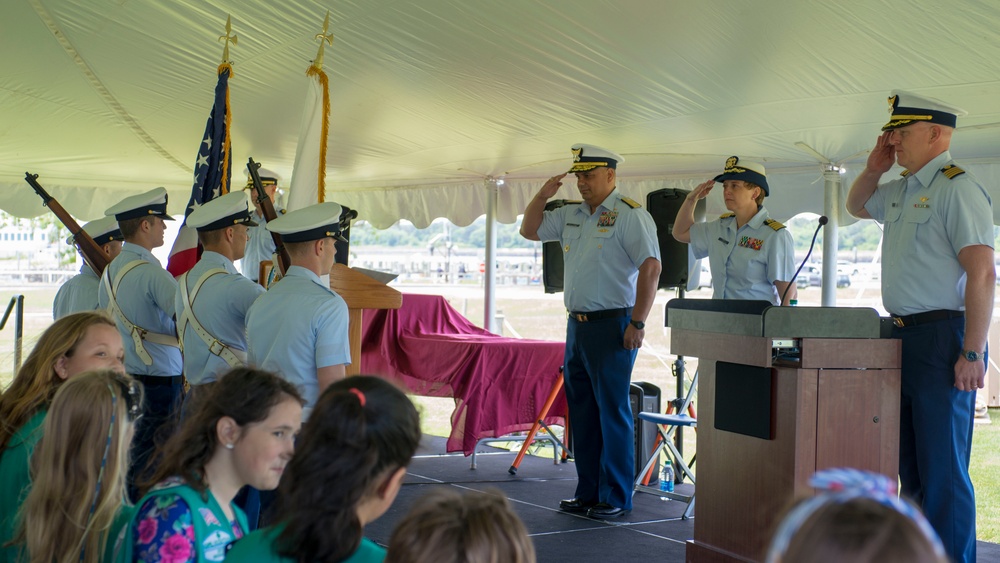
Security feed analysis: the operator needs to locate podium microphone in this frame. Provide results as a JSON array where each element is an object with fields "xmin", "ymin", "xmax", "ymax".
[{"xmin": 781, "ymin": 215, "xmax": 828, "ymax": 305}]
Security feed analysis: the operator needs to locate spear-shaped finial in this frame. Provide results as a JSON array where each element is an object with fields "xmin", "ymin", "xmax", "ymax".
[
  {"xmin": 219, "ymin": 15, "xmax": 238, "ymax": 64},
  {"xmin": 312, "ymin": 11, "xmax": 334, "ymax": 69}
]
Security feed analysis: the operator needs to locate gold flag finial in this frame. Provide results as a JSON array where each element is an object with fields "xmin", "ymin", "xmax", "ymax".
[
  {"xmin": 312, "ymin": 11, "xmax": 334, "ymax": 69},
  {"xmin": 219, "ymin": 15, "xmax": 238, "ymax": 64}
]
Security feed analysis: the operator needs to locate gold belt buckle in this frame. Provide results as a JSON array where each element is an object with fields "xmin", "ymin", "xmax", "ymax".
[{"xmin": 892, "ymin": 317, "xmax": 905, "ymax": 328}]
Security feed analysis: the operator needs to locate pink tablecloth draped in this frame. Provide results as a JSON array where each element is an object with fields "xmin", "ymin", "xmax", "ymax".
[{"xmin": 361, "ymin": 293, "xmax": 567, "ymax": 455}]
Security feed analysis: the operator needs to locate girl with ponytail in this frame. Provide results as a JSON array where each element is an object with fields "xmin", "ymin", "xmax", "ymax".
[{"xmin": 226, "ymin": 375, "xmax": 421, "ymax": 563}]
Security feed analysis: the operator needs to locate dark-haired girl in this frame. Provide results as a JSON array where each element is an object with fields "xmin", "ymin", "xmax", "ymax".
[
  {"xmin": 114, "ymin": 368, "xmax": 303, "ymax": 562},
  {"xmin": 226, "ymin": 375, "xmax": 421, "ymax": 563}
]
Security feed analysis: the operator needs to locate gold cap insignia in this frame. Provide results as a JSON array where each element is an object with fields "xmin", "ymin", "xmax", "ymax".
[
  {"xmin": 726, "ymin": 156, "xmax": 738, "ymax": 169},
  {"xmin": 572, "ymin": 148, "xmax": 582, "ymax": 162},
  {"xmin": 888, "ymin": 95, "xmax": 898, "ymax": 112}
]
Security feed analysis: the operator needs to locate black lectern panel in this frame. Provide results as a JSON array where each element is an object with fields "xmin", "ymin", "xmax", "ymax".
[{"xmin": 715, "ymin": 361, "xmax": 773, "ymax": 440}]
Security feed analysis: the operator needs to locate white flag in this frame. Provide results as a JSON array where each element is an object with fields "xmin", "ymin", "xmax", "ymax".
[{"xmin": 287, "ymin": 66, "xmax": 329, "ymax": 211}]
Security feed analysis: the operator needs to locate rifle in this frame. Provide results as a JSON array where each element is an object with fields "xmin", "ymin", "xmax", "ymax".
[
  {"xmin": 24, "ymin": 172, "xmax": 110, "ymax": 276},
  {"xmin": 246, "ymin": 158, "xmax": 291, "ymax": 276}
]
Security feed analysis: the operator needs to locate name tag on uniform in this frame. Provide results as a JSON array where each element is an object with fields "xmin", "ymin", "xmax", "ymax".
[{"xmin": 738, "ymin": 236, "xmax": 763, "ymax": 251}]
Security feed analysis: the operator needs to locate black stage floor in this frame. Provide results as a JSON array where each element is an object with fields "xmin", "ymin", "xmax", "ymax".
[{"xmin": 365, "ymin": 436, "xmax": 1000, "ymax": 563}]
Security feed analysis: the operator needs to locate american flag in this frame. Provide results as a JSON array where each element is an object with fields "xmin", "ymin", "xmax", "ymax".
[{"xmin": 166, "ymin": 63, "xmax": 233, "ymax": 277}]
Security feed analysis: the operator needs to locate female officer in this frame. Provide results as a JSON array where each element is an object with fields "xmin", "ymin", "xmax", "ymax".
[
  {"xmin": 116, "ymin": 367, "xmax": 303, "ymax": 562},
  {"xmin": 672, "ymin": 156, "xmax": 796, "ymax": 305}
]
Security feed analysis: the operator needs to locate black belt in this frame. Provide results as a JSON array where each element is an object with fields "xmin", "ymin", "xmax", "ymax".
[
  {"xmin": 568, "ymin": 308, "xmax": 629, "ymax": 322},
  {"xmin": 890, "ymin": 310, "xmax": 964, "ymax": 328},
  {"xmin": 133, "ymin": 374, "xmax": 185, "ymax": 386}
]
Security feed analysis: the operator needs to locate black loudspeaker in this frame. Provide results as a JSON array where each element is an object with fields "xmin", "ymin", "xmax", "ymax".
[
  {"xmin": 646, "ymin": 189, "xmax": 706, "ymax": 289},
  {"xmin": 629, "ymin": 382, "xmax": 661, "ymax": 482},
  {"xmin": 541, "ymin": 199, "xmax": 572, "ymax": 294}
]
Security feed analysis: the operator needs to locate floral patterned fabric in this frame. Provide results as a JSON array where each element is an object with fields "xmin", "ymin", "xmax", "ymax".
[{"xmin": 133, "ymin": 493, "xmax": 244, "ymax": 563}]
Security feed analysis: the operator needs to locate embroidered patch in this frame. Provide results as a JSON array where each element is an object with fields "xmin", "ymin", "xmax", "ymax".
[
  {"xmin": 199, "ymin": 507, "xmax": 221, "ymax": 526},
  {"xmin": 739, "ymin": 236, "xmax": 763, "ymax": 251}
]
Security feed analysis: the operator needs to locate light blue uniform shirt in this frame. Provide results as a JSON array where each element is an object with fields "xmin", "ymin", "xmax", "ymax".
[
  {"xmin": 175, "ymin": 251, "xmax": 265, "ymax": 385},
  {"xmin": 536, "ymin": 189, "xmax": 660, "ymax": 312},
  {"xmin": 864, "ymin": 151, "xmax": 994, "ymax": 316},
  {"xmin": 689, "ymin": 207, "xmax": 796, "ymax": 305},
  {"xmin": 240, "ymin": 208, "xmax": 282, "ymax": 282},
  {"xmin": 52, "ymin": 264, "xmax": 100, "ymax": 319},
  {"xmin": 97, "ymin": 243, "xmax": 182, "ymax": 376},
  {"xmin": 246, "ymin": 266, "xmax": 350, "ymax": 413}
]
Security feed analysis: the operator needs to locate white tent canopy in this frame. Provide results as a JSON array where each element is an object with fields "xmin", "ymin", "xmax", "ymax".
[{"xmin": 3, "ymin": 0, "xmax": 1000, "ymax": 228}]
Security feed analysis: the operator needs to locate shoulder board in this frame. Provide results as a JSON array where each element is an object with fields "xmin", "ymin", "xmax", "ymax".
[
  {"xmin": 899, "ymin": 170, "xmax": 910, "ymax": 177},
  {"xmin": 719, "ymin": 212, "xmax": 735, "ymax": 219},
  {"xmin": 941, "ymin": 165, "xmax": 965, "ymax": 179},
  {"xmin": 764, "ymin": 218, "xmax": 786, "ymax": 231},
  {"xmin": 620, "ymin": 196, "xmax": 641, "ymax": 209}
]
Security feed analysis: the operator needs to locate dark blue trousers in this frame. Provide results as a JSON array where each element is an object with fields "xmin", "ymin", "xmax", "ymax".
[
  {"xmin": 894, "ymin": 317, "xmax": 978, "ymax": 563},
  {"xmin": 129, "ymin": 379, "xmax": 184, "ymax": 502},
  {"xmin": 564, "ymin": 314, "xmax": 637, "ymax": 510}
]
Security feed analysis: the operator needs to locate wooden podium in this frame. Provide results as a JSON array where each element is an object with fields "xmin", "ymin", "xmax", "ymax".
[
  {"xmin": 666, "ymin": 300, "xmax": 901, "ymax": 563},
  {"xmin": 328, "ymin": 264, "xmax": 402, "ymax": 376}
]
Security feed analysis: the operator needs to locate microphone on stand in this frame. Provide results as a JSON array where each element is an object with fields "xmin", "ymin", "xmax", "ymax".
[{"xmin": 781, "ymin": 215, "xmax": 828, "ymax": 305}]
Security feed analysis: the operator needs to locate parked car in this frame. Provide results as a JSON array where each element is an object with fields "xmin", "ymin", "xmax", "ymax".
[{"xmin": 796, "ymin": 265, "xmax": 850, "ymax": 288}]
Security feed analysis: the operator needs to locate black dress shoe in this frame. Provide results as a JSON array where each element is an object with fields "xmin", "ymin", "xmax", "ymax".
[
  {"xmin": 587, "ymin": 503, "xmax": 629, "ymax": 519},
  {"xmin": 558, "ymin": 498, "xmax": 596, "ymax": 513}
]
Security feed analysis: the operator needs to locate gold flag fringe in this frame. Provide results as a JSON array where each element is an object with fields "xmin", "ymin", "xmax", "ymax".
[
  {"xmin": 307, "ymin": 65, "xmax": 330, "ymax": 203},
  {"xmin": 218, "ymin": 62, "xmax": 233, "ymax": 195}
]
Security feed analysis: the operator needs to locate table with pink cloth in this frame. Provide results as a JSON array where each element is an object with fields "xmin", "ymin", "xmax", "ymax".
[{"xmin": 361, "ymin": 293, "xmax": 567, "ymax": 455}]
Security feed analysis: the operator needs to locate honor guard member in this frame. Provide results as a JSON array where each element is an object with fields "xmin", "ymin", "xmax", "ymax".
[
  {"xmin": 98, "ymin": 186, "xmax": 182, "ymax": 498},
  {"xmin": 846, "ymin": 91, "xmax": 994, "ymax": 563},
  {"xmin": 246, "ymin": 202, "xmax": 351, "ymax": 420},
  {"xmin": 672, "ymin": 157, "xmax": 797, "ymax": 305},
  {"xmin": 52, "ymin": 215, "xmax": 123, "ymax": 318},
  {"xmin": 175, "ymin": 191, "xmax": 264, "ymax": 386},
  {"xmin": 520, "ymin": 144, "xmax": 661, "ymax": 519},
  {"xmin": 242, "ymin": 168, "xmax": 284, "ymax": 283}
]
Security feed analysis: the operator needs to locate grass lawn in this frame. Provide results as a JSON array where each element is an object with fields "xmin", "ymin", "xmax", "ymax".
[{"xmin": 2, "ymin": 281, "xmax": 999, "ymax": 541}]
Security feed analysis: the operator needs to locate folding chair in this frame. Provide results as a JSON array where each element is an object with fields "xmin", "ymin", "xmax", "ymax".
[{"xmin": 633, "ymin": 368, "xmax": 698, "ymax": 519}]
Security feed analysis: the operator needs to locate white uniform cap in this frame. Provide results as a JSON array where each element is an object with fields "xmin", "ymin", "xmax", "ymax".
[
  {"xmin": 104, "ymin": 187, "xmax": 175, "ymax": 221},
  {"xmin": 568, "ymin": 144, "xmax": 624, "ymax": 173},
  {"xmin": 66, "ymin": 215, "xmax": 122, "ymax": 246},
  {"xmin": 266, "ymin": 201, "xmax": 348, "ymax": 242},
  {"xmin": 245, "ymin": 167, "xmax": 282, "ymax": 189},
  {"xmin": 713, "ymin": 156, "xmax": 770, "ymax": 196},
  {"xmin": 186, "ymin": 191, "xmax": 258, "ymax": 232},
  {"xmin": 883, "ymin": 90, "xmax": 967, "ymax": 131}
]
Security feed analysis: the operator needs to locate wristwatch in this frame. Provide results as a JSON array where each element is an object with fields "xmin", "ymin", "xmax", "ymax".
[
  {"xmin": 962, "ymin": 349, "xmax": 985, "ymax": 362},
  {"xmin": 629, "ymin": 319, "xmax": 645, "ymax": 330}
]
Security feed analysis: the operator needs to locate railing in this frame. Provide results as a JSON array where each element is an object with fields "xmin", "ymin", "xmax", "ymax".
[{"xmin": 1, "ymin": 295, "xmax": 24, "ymax": 374}]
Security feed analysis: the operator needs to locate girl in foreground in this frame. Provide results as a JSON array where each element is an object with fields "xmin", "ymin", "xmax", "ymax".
[{"xmin": 227, "ymin": 375, "xmax": 421, "ymax": 563}]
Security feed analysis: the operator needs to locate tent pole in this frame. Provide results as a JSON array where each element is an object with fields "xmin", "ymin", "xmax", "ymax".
[
  {"xmin": 821, "ymin": 167, "xmax": 841, "ymax": 306},
  {"xmin": 484, "ymin": 178, "xmax": 499, "ymax": 334}
]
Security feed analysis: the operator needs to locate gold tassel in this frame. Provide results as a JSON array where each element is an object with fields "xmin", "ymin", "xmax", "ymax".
[
  {"xmin": 307, "ymin": 65, "xmax": 329, "ymax": 203},
  {"xmin": 218, "ymin": 63, "xmax": 234, "ymax": 195}
]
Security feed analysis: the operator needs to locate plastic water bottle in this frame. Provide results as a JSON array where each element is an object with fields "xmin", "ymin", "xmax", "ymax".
[
  {"xmin": 659, "ymin": 460, "xmax": 675, "ymax": 493},
  {"xmin": 789, "ymin": 299, "xmax": 798, "ymax": 307}
]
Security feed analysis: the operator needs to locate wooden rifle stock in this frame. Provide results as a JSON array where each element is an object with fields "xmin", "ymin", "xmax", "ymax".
[
  {"xmin": 246, "ymin": 158, "xmax": 291, "ymax": 275},
  {"xmin": 24, "ymin": 172, "xmax": 110, "ymax": 276}
]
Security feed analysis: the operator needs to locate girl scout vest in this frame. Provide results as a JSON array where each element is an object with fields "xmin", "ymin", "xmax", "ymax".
[{"xmin": 114, "ymin": 480, "xmax": 248, "ymax": 563}]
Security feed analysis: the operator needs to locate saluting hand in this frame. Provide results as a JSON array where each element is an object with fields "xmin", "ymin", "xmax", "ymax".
[
  {"xmin": 688, "ymin": 180, "xmax": 715, "ymax": 201},
  {"xmin": 538, "ymin": 173, "xmax": 567, "ymax": 200},
  {"xmin": 865, "ymin": 131, "xmax": 896, "ymax": 175}
]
